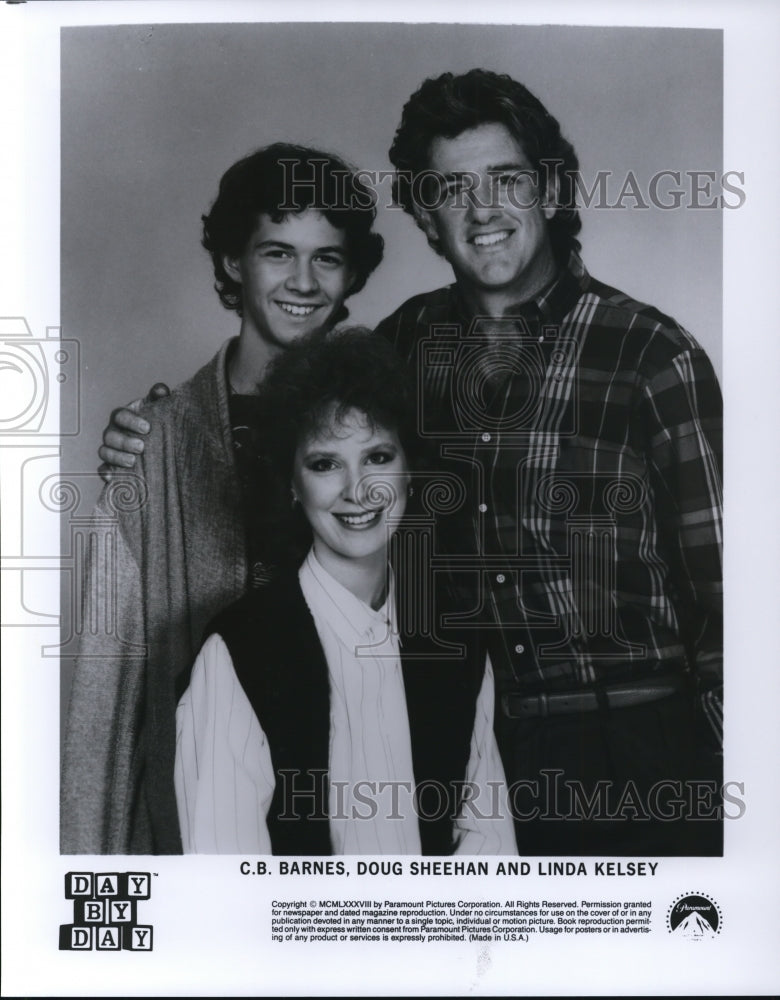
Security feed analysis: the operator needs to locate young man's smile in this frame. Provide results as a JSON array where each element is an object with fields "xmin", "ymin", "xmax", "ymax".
[
  {"xmin": 224, "ymin": 208, "xmax": 354, "ymax": 352},
  {"xmin": 275, "ymin": 300, "xmax": 322, "ymax": 318}
]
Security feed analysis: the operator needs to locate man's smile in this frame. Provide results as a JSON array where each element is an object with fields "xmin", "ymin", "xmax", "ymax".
[{"xmin": 469, "ymin": 229, "xmax": 513, "ymax": 248}]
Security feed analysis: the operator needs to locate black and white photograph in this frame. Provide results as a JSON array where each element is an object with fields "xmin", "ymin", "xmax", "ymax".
[{"xmin": 1, "ymin": 1, "xmax": 779, "ymax": 996}]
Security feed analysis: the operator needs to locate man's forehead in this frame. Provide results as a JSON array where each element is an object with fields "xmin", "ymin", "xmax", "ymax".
[{"xmin": 427, "ymin": 122, "xmax": 531, "ymax": 172}]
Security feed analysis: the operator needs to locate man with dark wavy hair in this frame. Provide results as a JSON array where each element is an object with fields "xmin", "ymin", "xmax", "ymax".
[
  {"xmin": 62, "ymin": 144, "xmax": 383, "ymax": 854},
  {"xmin": 377, "ymin": 69, "xmax": 723, "ymax": 855}
]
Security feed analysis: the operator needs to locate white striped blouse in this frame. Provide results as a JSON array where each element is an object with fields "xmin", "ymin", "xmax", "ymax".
[{"xmin": 174, "ymin": 548, "xmax": 516, "ymax": 854}]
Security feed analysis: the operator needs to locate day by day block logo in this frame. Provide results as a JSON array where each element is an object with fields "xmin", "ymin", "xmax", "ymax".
[{"xmin": 59, "ymin": 871, "xmax": 153, "ymax": 951}]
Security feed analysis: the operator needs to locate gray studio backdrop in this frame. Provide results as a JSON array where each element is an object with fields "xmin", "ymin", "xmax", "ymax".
[{"xmin": 60, "ymin": 22, "xmax": 723, "ymax": 717}]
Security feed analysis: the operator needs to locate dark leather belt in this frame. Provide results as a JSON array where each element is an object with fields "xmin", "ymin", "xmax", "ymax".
[{"xmin": 503, "ymin": 675, "xmax": 686, "ymax": 719}]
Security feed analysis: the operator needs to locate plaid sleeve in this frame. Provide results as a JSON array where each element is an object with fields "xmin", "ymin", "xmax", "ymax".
[{"xmin": 640, "ymin": 345, "xmax": 723, "ymax": 745}]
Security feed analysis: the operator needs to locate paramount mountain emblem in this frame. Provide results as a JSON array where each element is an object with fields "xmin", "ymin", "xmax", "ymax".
[
  {"xmin": 666, "ymin": 892, "xmax": 721, "ymax": 938},
  {"xmin": 676, "ymin": 912, "xmax": 716, "ymax": 938}
]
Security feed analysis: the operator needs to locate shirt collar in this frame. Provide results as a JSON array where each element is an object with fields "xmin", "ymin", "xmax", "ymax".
[
  {"xmin": 450, "ymin": 249, "xmax": 589, "ymax": 330},
  {"xmin": 299, "ymin": 548, "xmax": 396, "ymax": 649}
]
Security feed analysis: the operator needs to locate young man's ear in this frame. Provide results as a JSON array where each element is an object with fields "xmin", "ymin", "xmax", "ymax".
[
  {"xmin": 412, "ymin": 204, "xmax": 442, "ymax": 254},
  {"xmin": 222, "ymin": 255, "xmax": 243, "ymax": 284},
  {"xmin": 344, "ymin": 266, "xmax": 359, "ymax": 296}
]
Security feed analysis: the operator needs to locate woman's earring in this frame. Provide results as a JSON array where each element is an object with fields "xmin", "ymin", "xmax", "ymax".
[{"xmin": 290, "ymin": 488, "xmax": 299, "ymax": 508}]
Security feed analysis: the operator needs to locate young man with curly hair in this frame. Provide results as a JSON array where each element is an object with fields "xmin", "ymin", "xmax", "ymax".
[{"xmin": 62, "ymin": 144, "xmax": 383, "ymax": 854}]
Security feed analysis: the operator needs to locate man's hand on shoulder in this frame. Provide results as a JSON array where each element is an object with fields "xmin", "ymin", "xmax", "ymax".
[{"xmin": 98, "ymin": 383, "xmax": 171, "ymax": 482}]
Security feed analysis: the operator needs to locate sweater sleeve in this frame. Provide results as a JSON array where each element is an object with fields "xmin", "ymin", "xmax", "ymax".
[
  {"xmin": 60, "ymin": 494, "xmax": 148, "ymax": 854},
  {"xmin": 175, "ymin": 633, "xmax": 275, "ymax": 854}
]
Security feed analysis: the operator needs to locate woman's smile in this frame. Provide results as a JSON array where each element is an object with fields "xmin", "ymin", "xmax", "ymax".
[{"xmin": 292, "ymin": 405, "xmax": 409, "ymax": 577}]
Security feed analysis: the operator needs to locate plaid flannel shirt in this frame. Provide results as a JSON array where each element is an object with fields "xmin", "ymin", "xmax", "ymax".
[{"xmin": 376, "ymin": 251, "xmax": 722, "ymax": 742}]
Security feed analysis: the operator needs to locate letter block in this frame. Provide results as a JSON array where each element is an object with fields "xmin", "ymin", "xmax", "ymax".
[
  {"xmin": 123, "ymin": 925, "xmax": 153, "ymax": 951},
  {"xmin": 59, "ymin": 925, "xmax": 93, "ymax": 950},
  {"xmin": 95, "ymin": 926, "xmax": 122, "ymax": 951},
  {"xmin": 74, "ymin": 899, "xmax": 105, "ymax": 923},
  {"xmin": 94, "ymin": 873, "xmax": 120, "ymax": 897},
  {"xmin": 108, "ymin": 900, "xmax": 136, "ymax": 924},
  {"xmin": 125, "ymin": 872, "xmax": 151, "ymax": 899},
  {"xmin": 64, "ymin": 872, "xmax": 94, "ymax": 898}
]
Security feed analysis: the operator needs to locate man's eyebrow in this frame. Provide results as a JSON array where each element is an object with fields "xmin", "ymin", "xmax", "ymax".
[
  {"xmin": 440, "ymin": 161, "xmax": 531, "ymax": 180},
  {"xmin": 486, "ymin": 161, "xmax": 534, "ymax": 173}
]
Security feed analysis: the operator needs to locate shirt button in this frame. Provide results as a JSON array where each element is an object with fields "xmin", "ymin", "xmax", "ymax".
[
  {"xmin": 515, "ymin": 643, "xmax": 525, "ymax": 654},
  {"xmin": 478, "ymin": 503, "xmax": 488, "ymax": 513},
  {"xmin": 496, "ymin": 573, "xmax": 506, "ymax": 584},
  {"xmin": 481, "ymin": 432, "xmax": 491, "ymax": 442}
]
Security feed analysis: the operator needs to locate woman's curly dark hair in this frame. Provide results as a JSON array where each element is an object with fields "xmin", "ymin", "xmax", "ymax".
[
  {"xmin": 251, "ymin": 328, "xmax": 422, "ymax": 569},
  {"xmin": 202, "ymin": 143, "xmax": 384, "ymax": 323},
  {"xmin": 389, "ymin": 69, "xmax": 582, "ymax": 266}
]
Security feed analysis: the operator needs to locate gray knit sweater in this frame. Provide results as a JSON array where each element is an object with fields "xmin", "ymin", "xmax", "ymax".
[{"xmin": 61, "ymin": 340, "xmax": 248, "ymax": 853}]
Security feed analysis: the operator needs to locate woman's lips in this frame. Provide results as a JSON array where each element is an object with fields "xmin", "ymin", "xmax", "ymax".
[{"xmin": 332, "ymin": 509, "xmax": 382, "ymax": 528}]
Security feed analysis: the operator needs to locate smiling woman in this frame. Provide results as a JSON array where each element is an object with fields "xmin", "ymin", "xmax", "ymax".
[
  {"xmin": 173, "ymin": 328, "xmax": 517, "ymax": 856},
  {"xmin": 292, "ymin": 406, "xmax": 409, "ymax": 607},
  {"xmin": 253, "ymin": 328, "xmax": 421, "ymax": 578}
]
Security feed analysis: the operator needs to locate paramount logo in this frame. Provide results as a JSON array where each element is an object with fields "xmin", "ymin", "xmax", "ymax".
[
  {"xmin": 59, "ymin": 871, "xmax": 153, "ymax": 951},
  {"xmin": 666, "ymin": 892, "xmax": 721, "ymax": 939}
]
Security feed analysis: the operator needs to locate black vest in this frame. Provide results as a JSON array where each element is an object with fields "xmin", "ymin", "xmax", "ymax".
[{"xmin": 207, "ymin": 573, "xmax": 484, "ymax": 855}]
